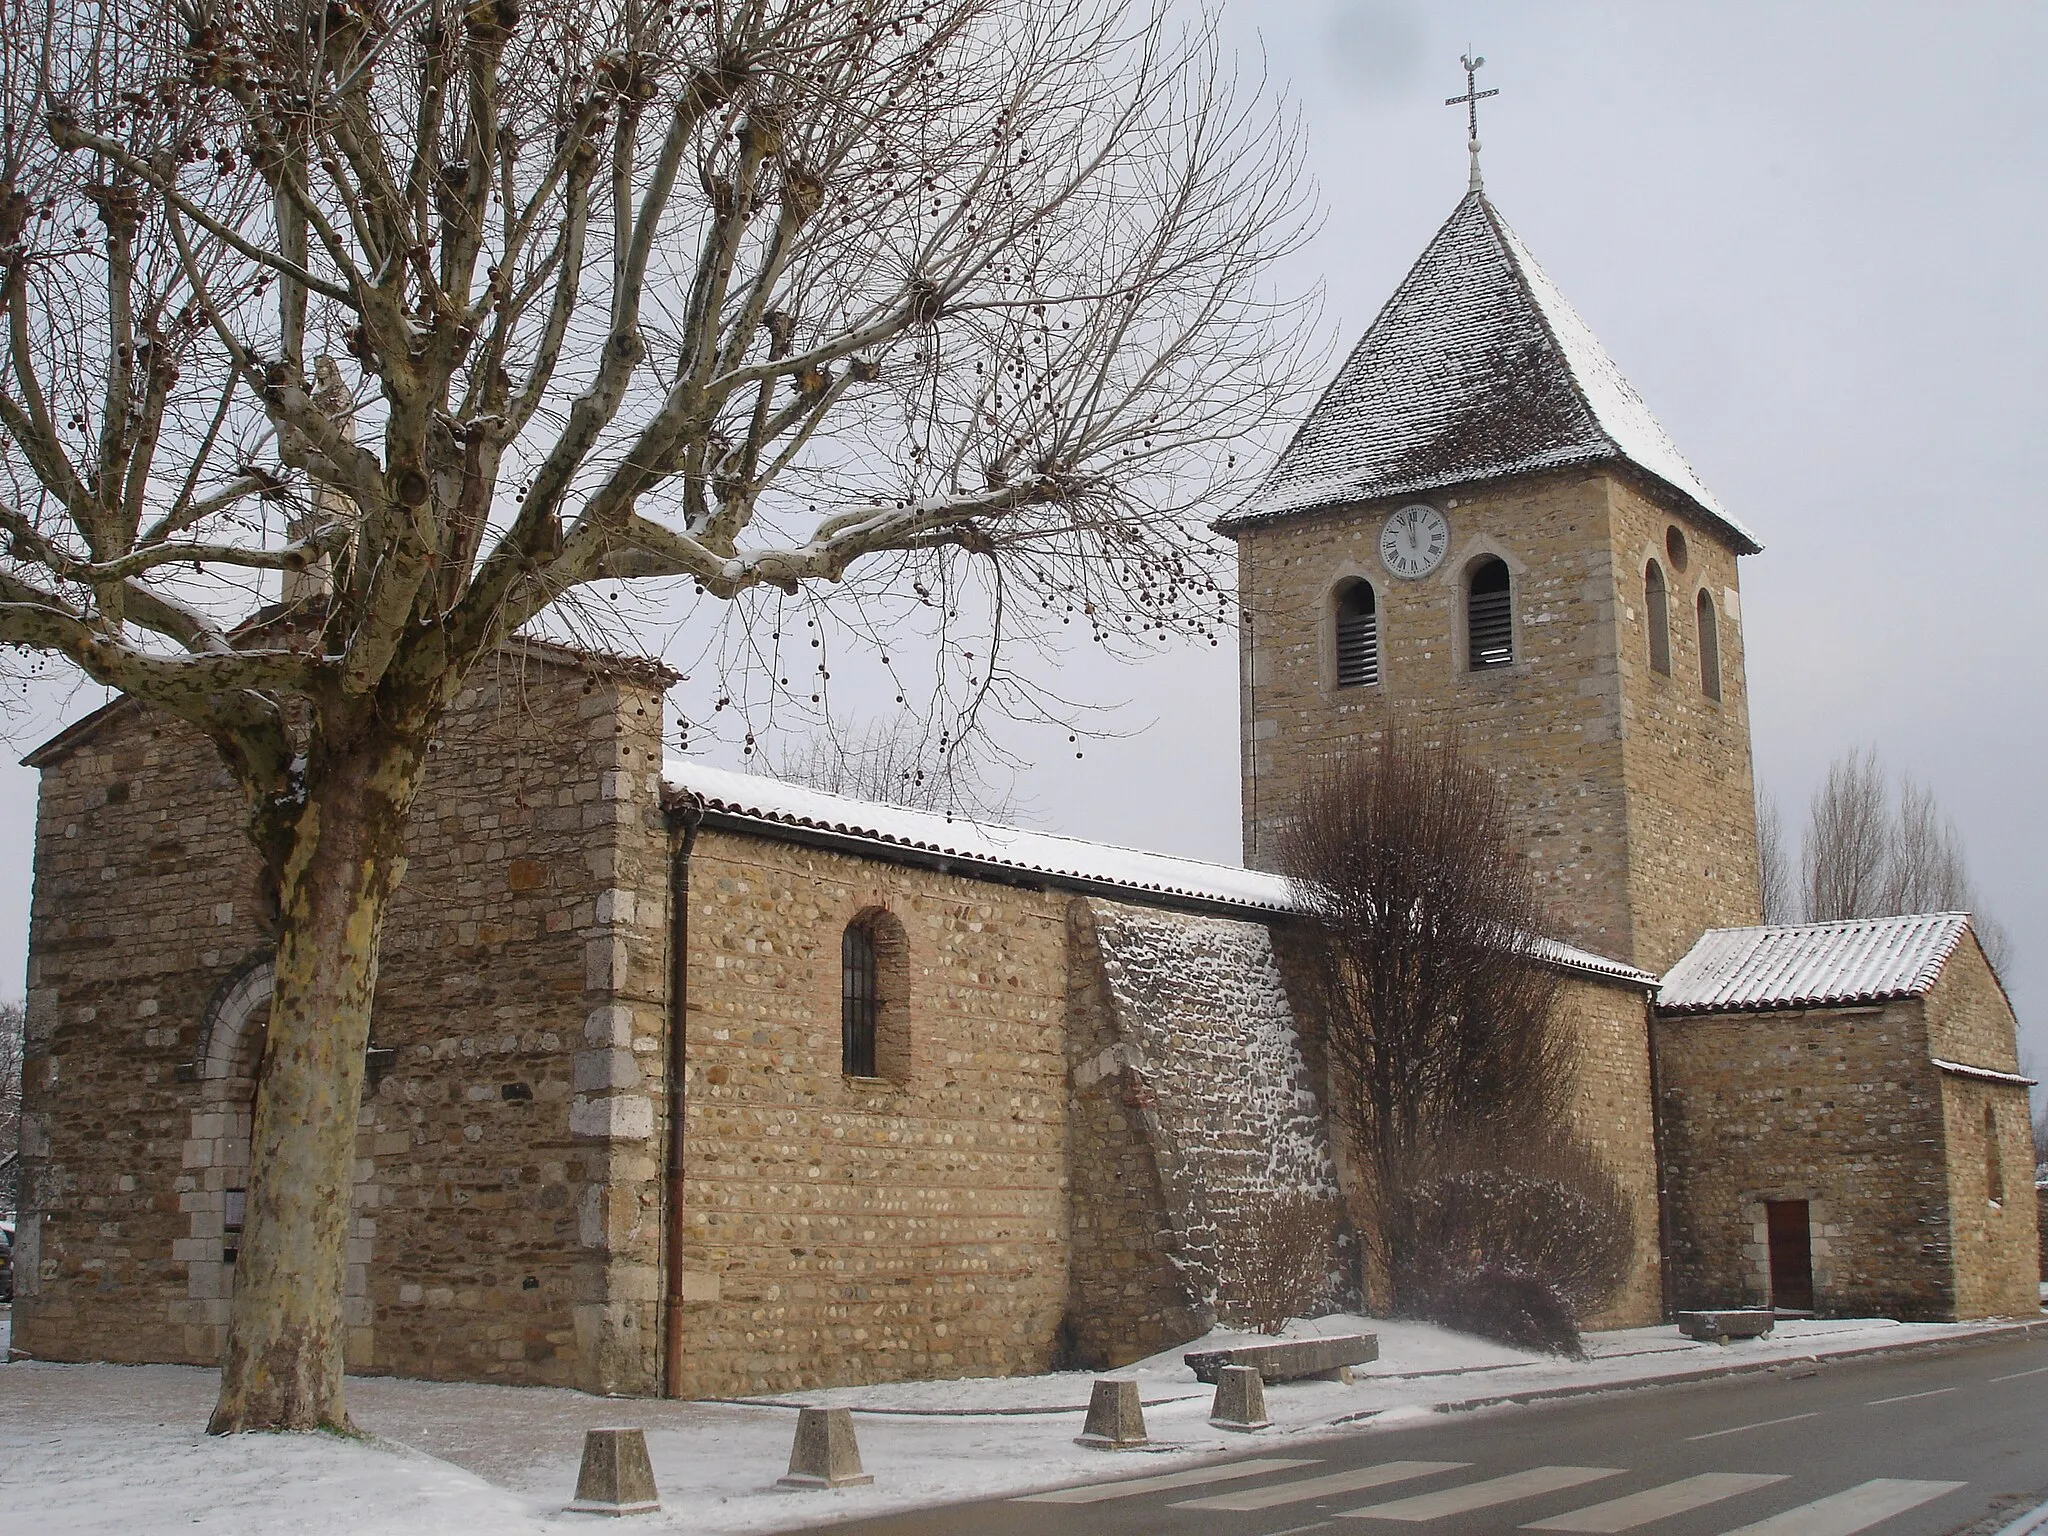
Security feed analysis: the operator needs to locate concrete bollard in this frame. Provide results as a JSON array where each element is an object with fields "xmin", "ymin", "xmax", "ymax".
[
  {"xmin": 1076, "ymin": 1378, "xmax": 1149, "ymax": 1449},
  {"xmin": 1209, "ymin": 1365, "xmax": 1271, "ymax": 1431},
  {"xmin": 566, "ymin": 1427, "xmax": 661, "ymax": 1516},
  {"xmin": 778, "ymin": 1406, "xmax": 874, "ymax": 1489}
]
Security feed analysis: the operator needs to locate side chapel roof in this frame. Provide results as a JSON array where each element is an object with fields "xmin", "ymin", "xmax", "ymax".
[
  {"xmin": 1219, "ymin": 190, "xmax": 1760, "ymax": 554},
  {"xmin": 1658, "ymin": 912, "xmax": 1980, "ymax": 1015},
  {"xmin": 664, "ymin": 759, "xmax": 1655, "ymax": 987}
]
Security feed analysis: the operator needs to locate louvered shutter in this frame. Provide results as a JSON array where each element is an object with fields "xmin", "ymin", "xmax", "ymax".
[
  {"xmin": 1468, "ymin": 560, "xmax": 1513, "ymax": 669},
  {"xmin": 1334, "ymin": 585, "xmax": 1379, "ymax": 687}
]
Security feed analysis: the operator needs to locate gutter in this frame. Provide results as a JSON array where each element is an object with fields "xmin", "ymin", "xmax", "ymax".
[{"xmin": 662, "ymin": 794, "xmax": 705, "ymax": 1399}]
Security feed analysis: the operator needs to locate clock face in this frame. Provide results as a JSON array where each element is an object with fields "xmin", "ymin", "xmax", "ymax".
[{"xmin": 1380, "ymin": 504, "xmax": 1449, "ymax": 579}]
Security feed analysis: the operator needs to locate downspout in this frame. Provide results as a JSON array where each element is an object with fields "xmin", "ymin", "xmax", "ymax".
[
  {"xmin": 662, "ymin": 795, "xmax": 704, "ymax": 1399},
  {"xmin": 1643, "ymin": 989, "xmax": 1676, "ymax": 1321}
]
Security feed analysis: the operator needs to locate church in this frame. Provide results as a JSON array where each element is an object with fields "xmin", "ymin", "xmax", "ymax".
[{"xmin": 10, "ymin": 170, "xmax": 2037, "ymax": 1398}]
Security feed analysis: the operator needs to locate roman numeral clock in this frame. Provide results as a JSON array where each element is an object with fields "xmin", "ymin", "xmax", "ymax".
[{"xmin": 1380, "ymin": 502, "xmax": 1449, "ymax": 578}]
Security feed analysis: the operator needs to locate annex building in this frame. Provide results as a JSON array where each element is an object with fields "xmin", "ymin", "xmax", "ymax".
[{"xmin": 10, "ymin": 181, "xmax": 2037, "ymax": 1399}]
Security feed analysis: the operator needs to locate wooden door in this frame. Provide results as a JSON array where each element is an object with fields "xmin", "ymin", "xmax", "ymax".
[{"xmin": 1765, "ymin": 1199, "xmax": 1814, "ymax": 1311}]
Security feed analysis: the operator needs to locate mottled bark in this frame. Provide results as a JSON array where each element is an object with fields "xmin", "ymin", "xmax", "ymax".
[{"xmin": 207, "ymin": 730, "xmax": 423, "ymax": 1434}]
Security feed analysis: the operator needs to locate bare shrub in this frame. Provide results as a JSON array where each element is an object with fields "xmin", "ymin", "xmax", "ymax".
[
  {"xmin": 1390, "ymin": 1137, "xmax": 1636, "ymax": 1354},
  {"xmin": 1214, "ymin": 1191, "xmax": 1345, "ymax": 1336},
  {"xmin": 1418, "ymin": 1267, "xmax": 1583, "ymax": 1359}
]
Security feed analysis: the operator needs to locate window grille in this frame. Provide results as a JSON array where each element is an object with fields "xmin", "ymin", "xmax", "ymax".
[
  {"xmin": 841, "ymin": 922, "xmax": 879, "ymax": 1078},
  {"xmin": 1467, "ymin": 559, "xmax": 1513, "ymax": 669},
  {"xmin": 1697, "ymin": 588, "xmax": 1721, "ymax": 700},
  {"xmin": 1645, "ymin": 561, "xmax": 1671, "ymax": 675},
  {"xmin": 1333, "ymin": 582, "xmax": 1380, "ymax": 688}
]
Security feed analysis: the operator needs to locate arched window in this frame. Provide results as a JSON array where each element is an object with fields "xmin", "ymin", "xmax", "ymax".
[
  {"xmin": 840, "ymin": 909, "xmax": 910, "ymax": 1082},
  {"xmin": 842, "ymin": 922, "xmax": 879, "ymax": 1077},
  {"xmin": 1697, "ymin": 588, "xmax": 1722, "ymax": 701},
  {"xmin": 1985, "ymin": 1101, "xmax": 2005, "ymax": 1205},
  {"xmin": 1467, "ymin": 558, "xmax": 1513, "ymax": 670},
  {"xmin": 1645, "ymin": 560, "xmax": 1671, "ymax": 675},
  {"xmin": 1333, "ymin": 580, "xmax": 1380, "ymax": 688}
]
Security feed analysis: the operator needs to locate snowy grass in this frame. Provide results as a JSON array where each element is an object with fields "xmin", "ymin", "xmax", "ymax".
[{"xmin": 1, "ymin": 1311, "xmax": 2030, "ymax": 1534}]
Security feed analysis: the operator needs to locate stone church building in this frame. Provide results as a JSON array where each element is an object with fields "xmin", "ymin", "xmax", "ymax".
[{"xmin": 11, "ymin": 184, "xmax": 2037, "ymax": 1398}]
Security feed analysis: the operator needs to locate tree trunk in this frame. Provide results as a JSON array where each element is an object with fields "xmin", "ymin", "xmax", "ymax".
[{"xmin": 208, "ymin": 729, "xmax": 425, "ymax": 1434}]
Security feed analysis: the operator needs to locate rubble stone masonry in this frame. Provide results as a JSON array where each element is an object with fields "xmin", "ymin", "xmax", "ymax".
[
  {"xmin": 1232, "ymin": 466, "xmax": 1759, "ymax": 973},
  {"xmin": 670, "ymin": 830, "xmax": 1072, "ymax": 1398},
  {"xmin": 14, "ymin": 648, "xmax": 672, "ymax": 1393},
  {"xmin": 1653, "ymin": 939, "xmax": 2036, "ymax": 1325}
]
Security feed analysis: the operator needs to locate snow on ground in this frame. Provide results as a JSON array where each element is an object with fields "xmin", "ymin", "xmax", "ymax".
[{"xmin": 2, "ymin": 1311, "xmax": 2033, "ymax": 1534}]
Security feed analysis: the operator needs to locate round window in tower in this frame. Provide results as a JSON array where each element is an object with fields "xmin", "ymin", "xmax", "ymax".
[{"xmin": 1665, "ymin": 525, "xmax": 1689, "ymax": 572}]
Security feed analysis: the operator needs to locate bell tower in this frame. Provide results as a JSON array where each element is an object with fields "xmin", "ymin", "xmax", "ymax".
[{"xmin": 1223, "ymin": 188, "xmax": 1763, "ymax": 974}]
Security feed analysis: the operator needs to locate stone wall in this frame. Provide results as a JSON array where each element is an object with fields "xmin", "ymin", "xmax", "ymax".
[
  {"xmin": 1922, "ymin": 938, "xmax": 2039, "ymax": 1318},
  {"xmin": 1062, "ymin": 903, "xmax": 1207, "ymax": 1368},
  {"xmin": 1555, "ymin": 974, "xmax": 1663, "ymax": 1328},
  {"xmin": 1231, "ymin": 465, "xmax": 1758, "ymax": 975},
  {"xmin": 13, "ymin": 648, "xmax": 671, "ymax": 1392},
  {"xmin": 1606, "ymin": 478, "xmax": 1762, "ymax": 973},
  {"xmin": 669, "ymin": 829, "xmax": 1073, "ymax": 1398},
  {"xmin": 1655, "ymin": 999, "xmax": 1958, "ymax": 1318},
  {"xmin": 1062, "ymin": 899, "xmax": 1345, "ymax": 1367}
]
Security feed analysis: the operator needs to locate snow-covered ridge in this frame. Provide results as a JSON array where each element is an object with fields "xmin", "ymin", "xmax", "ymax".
[{"xmin": 661, "ymin": 759, "xmax": 1654, "ymax": 986}]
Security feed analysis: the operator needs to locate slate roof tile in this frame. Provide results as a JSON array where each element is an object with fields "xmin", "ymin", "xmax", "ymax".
[{"xmin": 1221, "ymin": 191, "xmax": 1760, "ymax": 554}]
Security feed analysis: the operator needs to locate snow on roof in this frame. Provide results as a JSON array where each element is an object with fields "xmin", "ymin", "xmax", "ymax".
[
  {"xmin": 1221, "ymin": 191, "xmax": 1759, "ymax": 554},
  {"xmin": 1658, "ymin": 913, "xmax": 1974, "ymax": 1015},
  {"xmin": 662, "ymin": 759, "xmax": 1654, "ymax": 986},
  {"xmin": 665, "ymin": 759, "xmax": 1295, "ymax": 913}
]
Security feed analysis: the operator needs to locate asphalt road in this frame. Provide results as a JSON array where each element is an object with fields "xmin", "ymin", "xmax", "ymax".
[{"xmin": 817, "ymin": 1333, "xmax": 2048, "ymax": 1536}]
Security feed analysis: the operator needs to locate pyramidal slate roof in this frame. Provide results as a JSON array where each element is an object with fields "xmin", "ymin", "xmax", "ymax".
[
  {"xmin": 1658, "ymin": 913, "xmax": 1975, "ymax": 1015},
  {"xmin": 1222, "ymin": 191, "xmax": 1760, "ymax": 553}
]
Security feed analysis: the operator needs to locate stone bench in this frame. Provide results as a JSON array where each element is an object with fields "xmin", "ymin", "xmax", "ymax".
[
  {"xmin": 1677, "ymin": 1309, "xmax": 1775, "ymax": 1344},
  {"xmin": 1184, "ymin": 1333, "xmax": 1378, "ymax": 1386}
]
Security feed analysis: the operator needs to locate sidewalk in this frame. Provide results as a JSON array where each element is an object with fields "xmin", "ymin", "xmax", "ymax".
[{"xmin": 3, "ymin": 1309, "xmax": 2040, "ymax": 1535}]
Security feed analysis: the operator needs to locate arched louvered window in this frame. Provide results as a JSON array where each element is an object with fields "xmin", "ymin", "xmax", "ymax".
[
  {"xmin": 842, "ymin": 921, "xmax": 879, "ymax": 1078},
  {"xmin": 1645, "ymin": 560, "xmax": 1671, "ymax": 676},
  {"xmin": 1333, "ymin": 580, "xmax": 1380, "ymax": 688},
  {"xmin": 1467, "ymin": 558, "xmax": 1512, "ymax": 670},
  {"xmin": 1697, "ymin": 588, "xmax": 1722, "ymax": 701}
]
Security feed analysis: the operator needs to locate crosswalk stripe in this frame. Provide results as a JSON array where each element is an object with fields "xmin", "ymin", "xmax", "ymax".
[
  {"xmin": 1014, "ymin": 1456, "xmax": 1320, "ymax": 1504},
  {"xmin": 1174, "ymin": 1461, "xmax": 1471, "ymax": 1512},
  {"xmin": 1715, "ymin": 1478, "xmax": 1967, "ymax": 1536},
  {"xmin": 1341, "ymin": 1466, "xmax": 1625, "ymax": 1522},
  {"xmin": 1524, "ymin": 1473, "xmax": 1790, "ymax": 1532}
]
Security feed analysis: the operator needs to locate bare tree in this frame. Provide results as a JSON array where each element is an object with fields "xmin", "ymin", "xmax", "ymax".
[
  {"xmin": 1276, "ymin": 733, "xmax": 1632, "ymax": 1337},
  {"xmin": 0, "ymin": 999, "xmax": 20, "ymax": 1222},
  {"xmin": 0, "ymin": 0, "xmax": 1313, "ymax": 1430},
  {"xmin": 1797, "ymin": 748, "xmax": 2012, "ymax": 973},
  {"xmin": 1755, "ymin": 787, "xmax": 1794, "ymax": 925},
  {"xmin": 1803, "ymin": 747, "xmax": 1890, "ymax": 924},
  {"xmin": 770, "ymin": 715, "xmax": 1018, "ymax": 819}
]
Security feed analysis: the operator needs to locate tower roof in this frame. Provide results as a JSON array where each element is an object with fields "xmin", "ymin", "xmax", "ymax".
[{"xmin": 1220, "ymin": 191, "xmax": 1760, "ymax": 553}]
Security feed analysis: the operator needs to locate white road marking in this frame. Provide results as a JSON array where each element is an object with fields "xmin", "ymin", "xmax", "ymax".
[
  {"xmin": 1990, "ymin": 1365, "xmax": 2048, "ymax": 1382},
  {"xmin": 1175, "ymin": 1461, "xmax": 1469, "ymax": 1512},
  {"xmin": 1864, "ymin": 1387, "xmax": 1956, "ymax": 1406},
  {"xmin": 1015, "ymin": 1456, "xmax": 1319, "ymax": 1504},
  {"xmin": 1715, "ymin": 1478, "xmax": 1967, "ymax": 1536},
  {"xmin": 1340, "ymin": 1466, "xmax": 1624, "ymax": 1522},
  {"xmin": 1263, "ymin": 1524, "xmax": 1334, "ymax": 1536},
  {"xmin": 1685, "ymin": 1411, "xmax": 1820, "ymax": 1442},
  {"xmin": 1523, "ymin": 1473, "xmax": 1789, "ymax": 1532}
]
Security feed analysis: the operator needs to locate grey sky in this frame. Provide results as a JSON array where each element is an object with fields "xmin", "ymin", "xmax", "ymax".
[{"xmin": 1, "ymin": 2, "xmax": 2042, "ymax": 1066}]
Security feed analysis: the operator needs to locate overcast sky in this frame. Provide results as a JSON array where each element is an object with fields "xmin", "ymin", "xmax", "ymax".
[{"xmin": 2, "ymin": 2, "xmax": 2043, "ymax": 1066}]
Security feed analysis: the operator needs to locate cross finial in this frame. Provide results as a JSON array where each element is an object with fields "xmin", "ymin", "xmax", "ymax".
[{"xmin": 1446, "ymin": 53, "xmax": 1499, "ymax": 193}]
